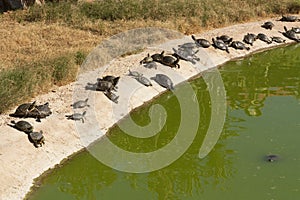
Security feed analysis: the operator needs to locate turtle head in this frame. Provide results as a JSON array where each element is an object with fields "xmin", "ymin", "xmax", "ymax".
[
  {"xmin": 85, "ymin": 98, "xmax": 89, "ymax": 102},
  {"xmin": 82, "ymin": 111, "xmax": 87, "ymax": 116}
]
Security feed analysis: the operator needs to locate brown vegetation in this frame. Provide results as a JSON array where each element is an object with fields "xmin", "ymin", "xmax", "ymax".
[{"xmin": 0, "ymin": 0, "xmax": 299, "ymax": 113}]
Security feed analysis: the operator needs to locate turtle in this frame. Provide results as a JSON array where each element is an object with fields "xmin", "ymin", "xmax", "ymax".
[
  {"xmin": 104, "ymin": 91, "xmax": 119, "ymax": 104},
  {"xmin": 257, "ymin": 33, "xmax": 272, "ymax": 44},
  {"xmin": 160, "ymin": 56, "xmax": 180, "ymax": 68},
  {"xmin": 101, "ymin": 76, "xmax": 120, "ymax": 88},
  {"xmin": 216, "ymin": 35, "xmax": 233, "ymax": 44},
  {"xmin": 28, "ymin": 102, "xmax": 52, "ymax": 122},
  {"xmin": 282, "ymin": 26, "xmax": 300, "ymax": 42},
  {"xmin": 265, "ymin": 154, "xmax": 279, "ymax": 162},
  {"xmin": 134, "ymin": 75, "xmax": 152, "ymax": 87},
  {"xmin": 71, "ymin": 98, "xmax": 89, "ymax": 109},
  {"xmin": 243, "ymin": 33, "xmax": 257, "ymax": 46},
  {"xmin": 96, "ymin": 80, "xmax": 115, "ymax": 92},
  {"xmin": 271, "ymin": 36, "xmax": 286, "ymax": 43},
  {"xmin": 212, "ymin": 38, "xmax": 230, "ymax": 53},
  {"xmin": 172, "ymin": 47, "xmax": 199, "ymax": 65},
  {"xmin": 143, "ymin": 61, "xmax": 158, "ymax": 69},
  {"xmin": 178, "ymin": 42, "xmax": 198, "ymax": 49},
  {"xmin": 29, "ymin": 131, "xmax": 45, "ymax": 148},
  {"xmin": 261, "ymin": 21, "xmax": 274, "ymax": 30},
  {"xmin": 291, "ymin": 27, "xmax": 300, "ymax": 34},
  {"xmin": 151, "ymin": 74, "xmax": 174, "ymax": 90},
  {"xmin": 66, "ymin": 111, "xmax": 86, "ymax": 123},
  {"xmin": 10, "ymin": 101, "xmax": 36, "ymax": 118},
  {"xmin": 128, "ymin": 70, "xmax": 143, "ymax": 77},
  {"xmin": 191, "ymin": 35, "xmax": 211, "ymax": 48},
  {"xmin": 151, "ymin": 51, "xmax": 165, "ymax": 62},
  {"xmin": 9, "ymin": 120, "xmax": 33, "ymax": 134},
  {"xmin": 279, "ymin": 15, "xmax": 299, "ymax": 22},
  {"xmin": 140, "ymin": 53, "xmax": 153, "ymax": 64},
  {"xmin": 229, "ymin": 41, "xmax": 250, "ymax": 50}
]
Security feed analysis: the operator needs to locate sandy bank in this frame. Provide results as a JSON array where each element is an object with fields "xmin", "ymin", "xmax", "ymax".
[{"xmin": 0, "ymin": 17, "xmax": 299, "ymax": 200}]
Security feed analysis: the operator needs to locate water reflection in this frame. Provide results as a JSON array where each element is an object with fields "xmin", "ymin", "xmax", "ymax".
[
  {"xmin": 28, "ymin": 44, "xmax": 300, "ymax": 200},
  {"xmin": 221, "ymin": 44, "xmax": 300, "ymax": 116}
]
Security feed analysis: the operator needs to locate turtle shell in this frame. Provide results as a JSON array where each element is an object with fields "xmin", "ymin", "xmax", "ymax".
[{"xmin": 11, "ymin": 120, "xmax": 33, "ymax": 133}]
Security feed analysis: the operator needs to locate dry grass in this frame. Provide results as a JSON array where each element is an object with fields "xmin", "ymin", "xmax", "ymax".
[{"xmin": 0, "ymin": 0, "xmax": 299, "ymax": 113}]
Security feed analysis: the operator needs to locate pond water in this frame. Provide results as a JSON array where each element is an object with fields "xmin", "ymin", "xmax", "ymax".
[{"xmin": 26, "ymin": 44, "xmax": 300, "ymax": 200}]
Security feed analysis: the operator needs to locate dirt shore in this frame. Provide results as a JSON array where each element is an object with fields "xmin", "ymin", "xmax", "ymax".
[{"xmin": 0, "ymin": 17, "xmax": 299, "ymax": 200}]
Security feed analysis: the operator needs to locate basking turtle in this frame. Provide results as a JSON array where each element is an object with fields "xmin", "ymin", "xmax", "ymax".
[
  {"xmin": 265, "ymin": 154, "xmax": 279, "ymax": 162},
  {"xmin": 143, "ymin": 61, "xmax": 158, "ymax": 69},
  {"xmin": 101, "ymin": 76, "xmax": 120, "ymax": 88},
  {"xmin": 140, "ymin": 53, "xmax": 153, "ymax": 64},
  {"xmin": 9, "ymin": 120, "xmax": 33, "ymax": 134},
  {"xmin": 261, "ymin": 21, "xmax": 274, "ymax": 30},
  {"xmin": 257, "ymin": 33, "xmax": 272, "ymax": 44},
  {"xmin": 212, "ymin": 38, "xmax": 230, "ymax": 53},
  {"xmin": 229, "ymin": 41, "xmax": 250, "ymax": 50},
  {"xmin": 29, "ymin": 131, "xmax": 45, "ymax": 148},
  {"xmin": 172, "ymin": 47, "xmax": 199, "ymax": 65},
  {"xmin": 104, "ymin": 91, "xmax": 119, "ymax": 104},
  {"xmin": 28, "ymin": 102, "xmax": 52, "ymax": 122},
  {"xmin": 178, "ymin": 42, "xmax": 198, "ymax": 49},
  {"xmin": 96, "ymin": 80, "xmax": 115, "ymax": 92},
  {"xmin": 128, "ymin": 70, "xmax": 143, "ymax": 77},
  {"xmin": 191, "ymin": 35, "xmax": 211, "ymax": 48},
  {"xmin": 279, "ymin": 15, "xmax": 299, "ymax": 22},
  {"xmin": 66, "ymin": 111, "xmax": 86, "ymax": 123},
  {"xmin": 271, "ymin": 36, "xmax": 286, "ymax": 43},
  {"xmin": 151, "ymin": 74, "xmax": 174, "ymax": 90},
  {"xmin": 71, "ymin": 98, "xmax": 89, "ymax": 109},
  {"xmin": 151, "ymin": 51, "xmax": 165, "ymax": 62},
  {"xmin": 291, "ymin": 27, "xmax": 300, "ymax": 34},
  {"xmin": 216, "ymin": 35, "xmax": 233, "ymax": 44},
  {"xmin": 10, "ymin": 101, "xmax": 36, "ymax": 118},
  {"xmin": 243, "ymin": 33, "xmax": 256, "ymax": 46},
  {"xmin": 160, "ymin": 56, "xmax": 180, "ymax": 69},
  {"xmin": 134, "ymin": 75, "xmax": 152, "ymax": 87},
  {"xmin": 282, "ymin": 26, "xmax": 300, "ymax": 42}
]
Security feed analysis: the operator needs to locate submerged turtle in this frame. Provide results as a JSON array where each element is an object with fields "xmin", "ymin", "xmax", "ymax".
[
  {"xmin": 282, "ymin": 26, "xmax": 300, "ymax": 42},
  {"xmin": 71, "ymin": 98, "xmax": 89, "ymax": 109},
  {"xmin": 66, "ymin": 111, "xmax": 86, "ymax": 123},
  {"xmin": 265, "ymin": 154, "xmax": 279, "ymax": 162},
  {"xmin": 229, "ymin": 41, "xmax": 250, "ymax": 50},
  {"xmin": 9, "ymin": 120, "xmax": 33, "ymax": 134},
  {"xmin": 10, "ymin": 101, "xmax": 36, "ymax": 118},
  {"xmin": 271, "ymin": 36, "xmax": 286, "ymax": 43},
  {"xmin": 151, "ymin": 51, "xmax": 165, "ymax": 62},
  {"xmin": 29, "ymin": 130, "xmax": 45, "ymax": 148},
  {"xmin": 128, "ymin": 70, "xmax": 143, "ymax": 77},
  {"xmin": 216, "ymin": 35, "xmax": 233, "ymax": 44},
  {"xmin": 104, "ymin": 91, "xmax": 119, "ymax": 104},
  {"xmin": 160, "ymin": 56, "xmax": 180, "ymax": 68},
  {"xmin": 151, "ymin": 74, "xmax": 174, "ymax": 90},
  {"xmin": 257, "ymin": 33, "xmax": 272, "ymax": 44},
  {"xmin": 212, "ymin": 38, "xmax": 229, "ymax": 53},
  {"xmin": 243, "ymin": 33, "xmax": 257, "ymax": 46},
  {"xmin": 279, "ymin": 15, "xmax": 299, "ymax": 22},
  {"xmin": 134, "ymin": 75, "xmax": 152, "ymax": 87},
  {"xmin": 140, "ymin": 53, "xmax": 153, "ymax": 64},
  {"xmin": 191, "ymin": 35, "xmax": 211, "ymax": 48},
  {"xmin": 261, "ymin": 21, "xmax": 274, "ymax": 30}
]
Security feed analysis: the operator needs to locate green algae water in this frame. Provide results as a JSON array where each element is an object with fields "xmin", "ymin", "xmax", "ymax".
[{"xmin": 27, "ymin": 44, "xmax": 300, "ymax": 200}]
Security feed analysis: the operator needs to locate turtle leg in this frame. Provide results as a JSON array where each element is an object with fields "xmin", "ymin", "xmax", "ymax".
[{"xmin": 81, "ymin": 118, "xmax": 84, "ymax": 123}]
